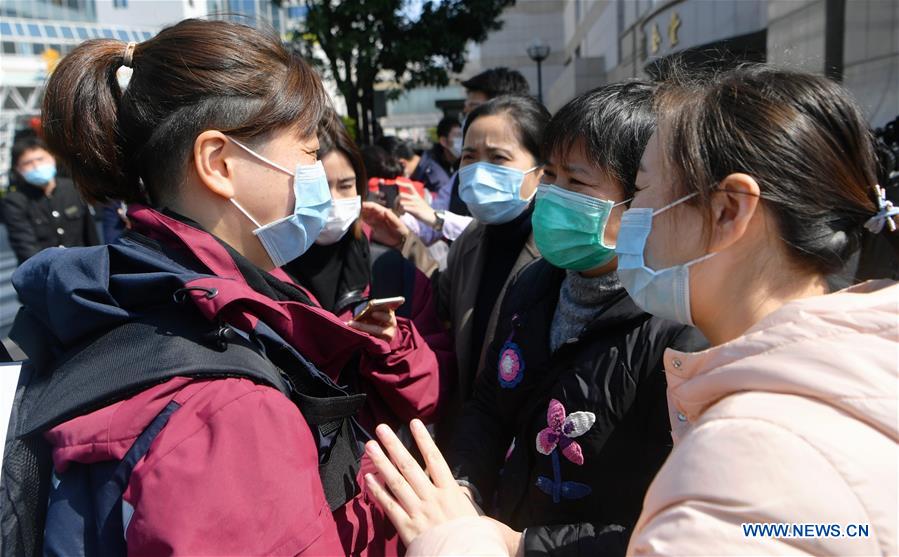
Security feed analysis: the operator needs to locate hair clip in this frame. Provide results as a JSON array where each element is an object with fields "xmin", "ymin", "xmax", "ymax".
[
  {"xmin": 122, "ymin": 42, "xmax": 136, "ymax": 68},
  {"xmin": 864, "ymin": 184, "xmax": 899, "ymax": 234}
]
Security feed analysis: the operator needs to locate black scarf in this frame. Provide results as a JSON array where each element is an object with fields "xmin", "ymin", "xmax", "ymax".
[{"xmin": 282, "ymin": 228, "xmax": 371, "ymax": 314}]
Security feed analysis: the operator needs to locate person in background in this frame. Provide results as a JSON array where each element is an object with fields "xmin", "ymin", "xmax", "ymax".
[
  {"xmin": 364, "ymin": 95, "xmax": 550, "ymax": 443},
  {"xmin": 362, "ymin": 144, "xmax": 407, "ymax": 192},
  {"xmin": 2, "ymin": 136, "xmax": 99, "ymax": 264},
  {"xmin": 371, "ymin": 70, "xmax": 535, "ymax": 278},
  {"xmin": 461, "ymin": 67, "xmax": 531, "ymax": 117},
  {"xmin": 101, "ymin": 200, "xmax": 129, "ymax": 243},
  {"xmin": 377, "ymin": 136, "xmax": 421, "ymax": 178},
  {"xmin": 446, "ymin": 68, "xmax": 533, "ymax": 218},
  {"xmin": 400, "ymin": 116, "xmax": 470, "ymax": 247},
  {"xmin": 360, "ymin": 65, "xmax": 899, "ymax": 557},
  {"xmin": 281, "ymin": 110, "xmax": 451, "ymax": 432}
]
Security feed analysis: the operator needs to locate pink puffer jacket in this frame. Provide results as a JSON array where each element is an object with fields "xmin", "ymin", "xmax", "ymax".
[{"xmin": 629, "ymin": 280, "xmax": 898, "ymax": 556}]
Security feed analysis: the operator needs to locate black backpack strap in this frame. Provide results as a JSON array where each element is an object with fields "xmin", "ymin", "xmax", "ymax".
[
  {"xmin": 16, "ymin": 306, "xmax": 288, "ymax": 438},
  {"xmin": 1, "ymin": 360, "xmax": 51, "ymax": 557}
]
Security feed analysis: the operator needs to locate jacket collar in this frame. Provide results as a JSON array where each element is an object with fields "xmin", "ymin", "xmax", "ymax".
[{"xmin": 662, "ymin": 280, "xmax": 899, "ymax": 441}]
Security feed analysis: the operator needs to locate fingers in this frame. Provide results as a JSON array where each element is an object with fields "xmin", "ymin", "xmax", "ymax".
[
  {"xmin": 409, "ymin": 419, "xmax": 455, "ymax": 488},
  {"xmin": 365, "ymin": 439, "xmax": 423, "ymax": 515},
  {"xmin": 346, "ymin": 319, "xmax": 395, "ymax": 342},
  {"xmin": 347, "ymin": 319, "xmax": 385, "ymax": 336},
  {"xmin": 361, "ymin": 201, "xmax": 388, "ymax": 218},
  {"xmin": 366, "ymin": 309, "xmax": 394, "ymax": 325},
  {"xmin": 363, "ymin": 472, "xmax": 418, "ymax": 547},
  {"xmin": 375, "ymin": 423, "xmax": 435, "ymax": 498},
  {"xmin": 399, "ymin": 192, "xmax": 421, "ymax": 203}
]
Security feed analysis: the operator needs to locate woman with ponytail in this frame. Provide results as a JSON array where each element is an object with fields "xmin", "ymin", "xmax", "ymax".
[{"xmin": 7, "ymin": 19, "xmax": 418, "ymax": 555}]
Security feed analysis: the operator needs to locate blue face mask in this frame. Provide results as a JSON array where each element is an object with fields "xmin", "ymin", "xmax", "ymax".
[
  {"xmin": 532, "ymin": 184, "xmax": 630, "ymax": 271},
  {"xmin": 228, "ymin": 138, "xmax": 332, "ymax": 267},
  {"xmin": 458, "ymin": 161, "xmax": 538, "ymax": 224},
  {"xmin": 23, "ymin": 163, "xmax": 57, "ymax": 187},
  {"xmin": 615, "ymin": 192, "xmax": 716, "ymax": 326}
]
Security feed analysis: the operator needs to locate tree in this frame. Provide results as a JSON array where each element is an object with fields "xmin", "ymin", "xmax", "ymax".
[{"xmin": 287, "ymin": 0, "xmax": 514, "ymax": 145}]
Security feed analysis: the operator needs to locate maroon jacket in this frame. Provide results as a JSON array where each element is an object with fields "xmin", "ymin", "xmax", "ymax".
[{"xmin": 41, "ymin": 205, "xmax": 442, "ymax": 555}]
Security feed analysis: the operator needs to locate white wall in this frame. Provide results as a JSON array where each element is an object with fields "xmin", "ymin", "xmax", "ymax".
[{"xmin": 95, "ymin": 0, "xmax": 204, "ymax": 29}]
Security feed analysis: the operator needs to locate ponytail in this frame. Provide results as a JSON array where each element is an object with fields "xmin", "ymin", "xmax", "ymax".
[{"xmin": 42, "ymin": 39, "xmax": 134, "ymax": 203}]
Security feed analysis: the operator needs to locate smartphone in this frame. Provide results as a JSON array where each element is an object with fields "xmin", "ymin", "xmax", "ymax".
[
  {"xmin": 353, "ymin": 296, "xmax": 406, "ymax": 322},
  {"xmin": 380, "ymin": 184, "xmax": 399, "ymax": 209}
]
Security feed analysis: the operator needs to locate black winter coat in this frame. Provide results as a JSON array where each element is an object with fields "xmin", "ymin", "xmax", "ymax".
[
  {"xmin": 2, "ymin": 177, "xmax": 98, "ymax": 264},
  {"xmin": 448, "ymin": 259, "xmax": 706, "ymax": 556}
]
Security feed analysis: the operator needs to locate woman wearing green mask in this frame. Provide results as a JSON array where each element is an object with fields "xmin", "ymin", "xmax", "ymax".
[{"xmin": 360, "ymin": 82, "xmax": 706, "ymax": 556}]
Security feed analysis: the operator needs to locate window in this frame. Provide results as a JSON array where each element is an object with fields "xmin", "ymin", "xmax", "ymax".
[
  {"xmin": 2, "ymin": 41, "xmax": 16, "ymax": 55},
  {"xmin": 101, "ymin": 28, "xmax": 114, "ymax": 38},
  {"xmin": 113, "ymin": 0, "xmax": 128, "ymax": 7},
  {"xmin": 75, "ymin": 27, "xmax": 88, "ymax": 39},
  {"xmin": 142, "ymin": 31, "xmax": 152, "ymax": 40},
  {"xmin": 116, "ymin": 29, "xmax": 129, "ymax": 41},
  {"xmin": 0, "ymin": 22, "xmax": 12, "ymax": 37},
  {"xmin": 44, "ymin": 25, "xmax": 58, "ymax": 38},
  {"xmin": 32, "ymin": 43, "xmax": 45, "ymax": 55},
  {"xmin": 61, "ymin": 26, "xmax": 73, "ymax": 39},
  {"xmin": 27, "ymin": 23, "xmax": 41, "ymax": 37},
  {"xmin": 15, "ymin": 23, "xmax": 24, "ymax": 36}
]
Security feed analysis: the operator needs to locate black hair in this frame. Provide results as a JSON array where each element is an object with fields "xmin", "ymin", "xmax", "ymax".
[
  {"xmin": 462, "ymin": 95, "xmax": 551, "ymax": 164},
  {"xmin": 543, "ymin": 81, "xmax": 657, "ymax": 196},
  {"xmin": 377, "ymin": 136, "xmax": 416, "ymax": 160},
  {"xmin": 657, "ymin": 64, "xmax": 881, "ymax": 275},
  {"xmin": 436, "ymin": 116, "xmax": 461, "ymax": 140},
  {"xmin": 10, "ymin": 136, "xmax": 51, "ymax": 170},
  {"xmin": 461, "ymin": 67, "xmax": 530, "ymax": 98},
  {"xmin": 361, "ymin": 145, "xmax": 404, "ymax": 179}
]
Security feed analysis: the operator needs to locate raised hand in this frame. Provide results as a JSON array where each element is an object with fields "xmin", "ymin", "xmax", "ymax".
[{"xmin": 364, "ymin": 419, "xmax": 479, "ymax": 546}]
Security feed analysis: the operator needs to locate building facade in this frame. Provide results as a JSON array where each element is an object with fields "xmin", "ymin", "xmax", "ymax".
[
  {"xmin": 470, "ymin": 0, "xmax": 897, "ymax": 127},
  {"xmin": 0, "ymin": 0, "xmax": 298, "ymax": 192}
]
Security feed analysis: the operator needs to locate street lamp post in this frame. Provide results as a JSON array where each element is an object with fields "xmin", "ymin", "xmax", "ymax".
[{"xmin": 527, "ymin": 39, "xmax": 551, "ymax": 104}]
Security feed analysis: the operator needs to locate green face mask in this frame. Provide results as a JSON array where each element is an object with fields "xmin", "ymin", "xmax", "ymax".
[{"xmin": 532, "ymin": 184, "xmax": 629, "ymax": 271}]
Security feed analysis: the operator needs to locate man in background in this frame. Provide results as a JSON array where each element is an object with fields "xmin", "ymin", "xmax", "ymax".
[{"xmin": 2, "ymin": 136, "xmax": 99, "ymax": 264}]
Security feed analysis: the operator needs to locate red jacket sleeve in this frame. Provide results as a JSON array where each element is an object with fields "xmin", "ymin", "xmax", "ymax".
[
  {"xmin": 356, "ymin": 314, "xmax": 441, "ymax": 428},
  {"xmin": 122, "ymin": 378, "xmax": 343, "ymax": 556}
]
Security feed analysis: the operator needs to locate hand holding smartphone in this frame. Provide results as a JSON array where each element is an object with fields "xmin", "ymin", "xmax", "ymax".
[{"xmin": 353, "ymin": 296, "xmax": 406, "ymax": 322}]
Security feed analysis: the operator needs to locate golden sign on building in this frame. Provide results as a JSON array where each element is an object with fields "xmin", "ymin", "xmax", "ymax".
[
  {"xmin": 668, "ymin": 12, "xmax": 681, "ymax": 47},
  {"xmin": 650, "ymin": 23, "xmax": 662, "ymax": 54}
]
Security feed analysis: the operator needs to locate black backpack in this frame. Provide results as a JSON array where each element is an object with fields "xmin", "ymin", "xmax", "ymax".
[{"xmin": 0, "ymin": 298, "xmax": 367, "ymax": 557}]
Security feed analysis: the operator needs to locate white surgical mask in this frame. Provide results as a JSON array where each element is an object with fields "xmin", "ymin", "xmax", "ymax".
[
  {"xmin": 458, "ymin": 161, "xmax": 538, "ymax": 224},
  {"xmin": 451, "ymin": 136, "xmax": 463, "ymax": 158},
  {"xmin": 615, "ymin": 192, "xmax": 716, "ymax": 326},
  {"xmin": 316, "ymin": 195, "xmax": 361, "ymax": 245},
  {"xmin": 228, "ymin": 138, "xmax": 332, "ymax": 267}
]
